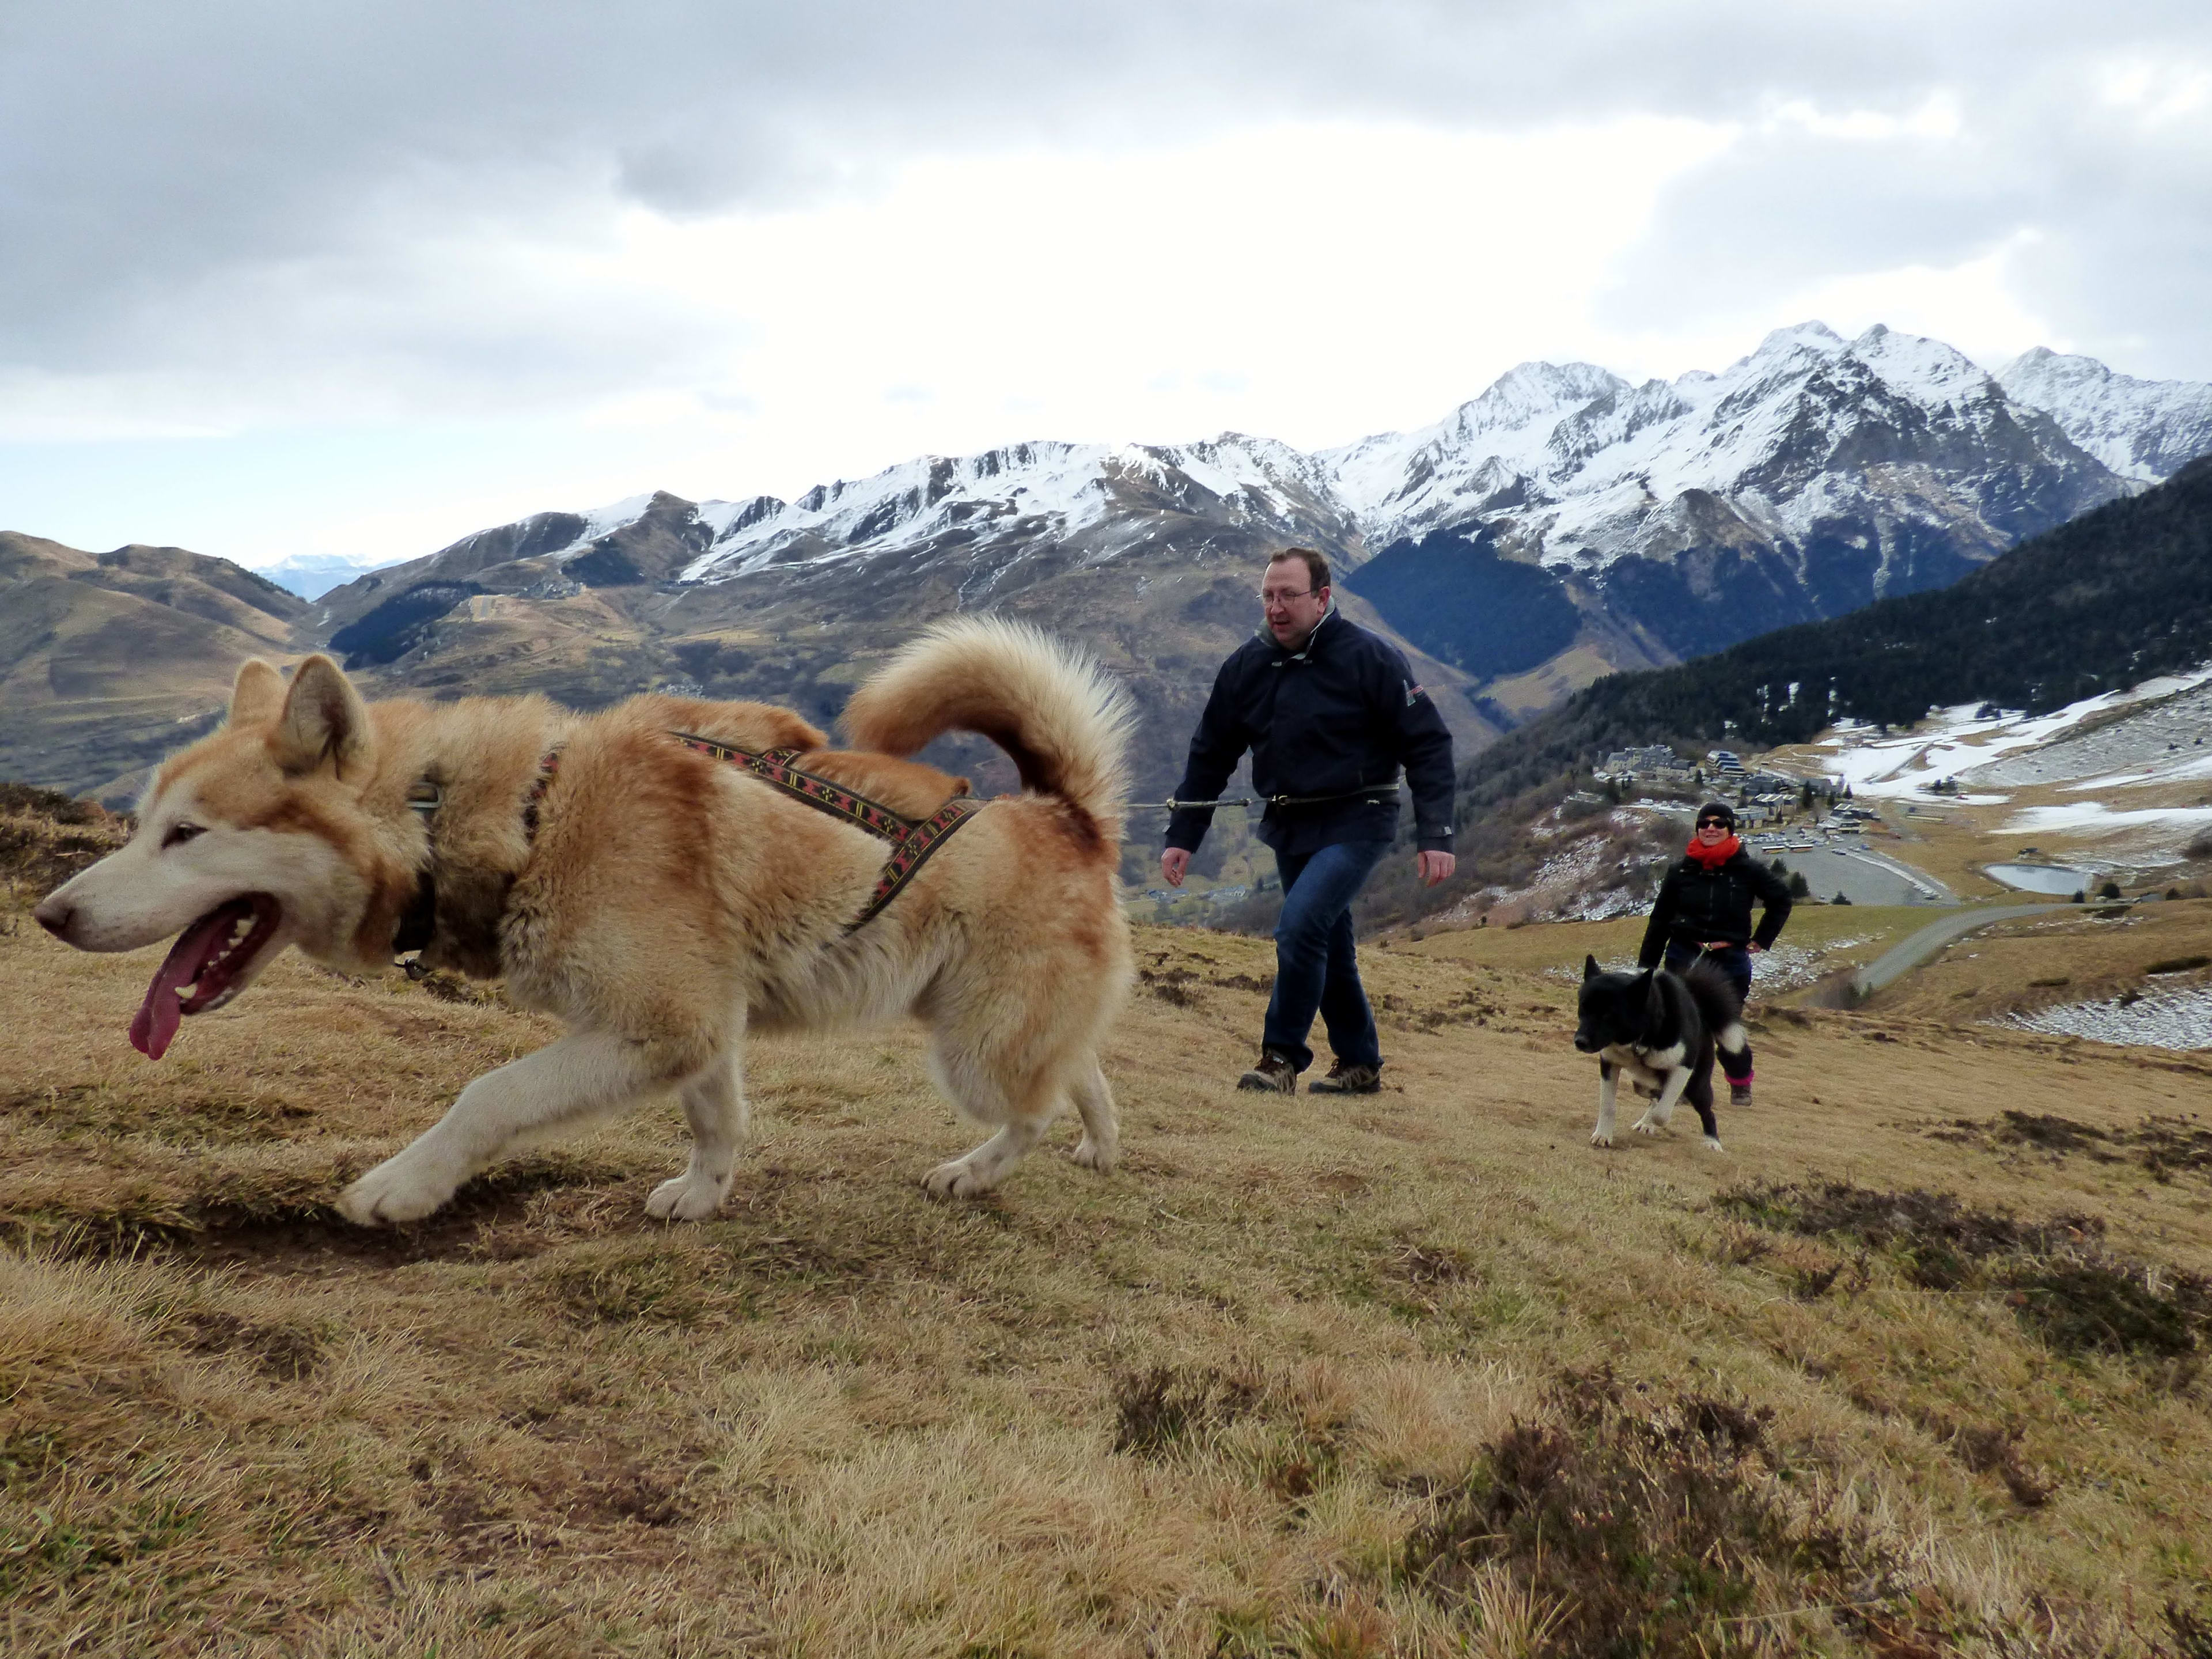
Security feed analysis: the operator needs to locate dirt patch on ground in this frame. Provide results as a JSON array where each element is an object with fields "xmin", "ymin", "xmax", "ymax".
[
  {"xmin": 1718, "ymin": 1180, "xmax": 2212, "ymax": 1362},
  {"xmin": 1930, "ymin": 1109, "xmax": 2212, "ymax": 1181},
  {"xmin": 1400, "ymin": 1369, "xmax": 1956, "ymax": 1658}
]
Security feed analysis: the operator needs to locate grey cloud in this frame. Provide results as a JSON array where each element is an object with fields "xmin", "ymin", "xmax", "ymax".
[
  {"xmin": 1604, "ymin": 29, "xmax": 2212, "ymax": 376},
  {"xmin": 5, "ymin": 0, "xmax": 2210, "ymax": 395}
]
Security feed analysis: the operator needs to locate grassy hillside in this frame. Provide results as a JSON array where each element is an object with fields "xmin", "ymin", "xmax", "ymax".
[{"xmin": 7, "ymin": 811, "xmax": 2212, "ymax": 1654}]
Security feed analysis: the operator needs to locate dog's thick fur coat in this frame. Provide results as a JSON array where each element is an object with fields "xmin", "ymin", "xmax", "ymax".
[
  {"xmin": 35, "ymin": 619, "xmax": 1137, "ymax": 1222},
  {"xmin": 1573, "ymin": 955, "xmax": 1745, "ymax": 1152}
]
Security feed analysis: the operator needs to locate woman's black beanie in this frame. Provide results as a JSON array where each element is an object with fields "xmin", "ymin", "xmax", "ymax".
[{"xmin": 1696, "ymin": 800, "xmax": 1737, "ymax": 828}]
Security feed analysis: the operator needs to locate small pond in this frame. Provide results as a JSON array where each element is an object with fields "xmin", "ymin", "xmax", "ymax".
[{"xmin": 1983, "ymin": 862, "xmax": 2095, "ymax": 896}]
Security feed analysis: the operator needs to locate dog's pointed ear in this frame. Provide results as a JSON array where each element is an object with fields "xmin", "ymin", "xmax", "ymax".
[
  {"xmin": 228, "ymin": 658, "xmax": 286, "ymax": 725},
  {"xmin": 1584, "ymin": 954, "xmax": 1600, "ymax": 982},
  {"xmin": 272, "ymin": 655, "xmax": 373, "ymax": 779}
]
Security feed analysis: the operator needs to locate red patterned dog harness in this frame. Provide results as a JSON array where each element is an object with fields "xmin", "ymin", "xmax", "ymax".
[{"xmin": 668, "ymin": 732, "xmax": 981, "ymax": 934}]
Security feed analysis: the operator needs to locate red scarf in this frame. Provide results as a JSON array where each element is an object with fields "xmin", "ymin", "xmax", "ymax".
[{"xmin": 1685, "ymin": 832, "xmax": 1740, "ymax": 869}]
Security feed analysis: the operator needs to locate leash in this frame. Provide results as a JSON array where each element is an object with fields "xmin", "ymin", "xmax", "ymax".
[
  {"xmin": 666, "ymin": 733, "xmax": 980, "ymax": 933},
  {"xmin": 1125, "ymin": 784, "xmax": 1401, "ymax": 812}
]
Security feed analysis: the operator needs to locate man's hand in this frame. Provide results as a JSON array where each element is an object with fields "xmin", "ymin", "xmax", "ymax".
[
  {"xmin": 1160, "ymin": 848, "xmax": 1191, "ymax": 888},
  {"xmin": 1416, "ymin": 850, "xmax": 1455, "ymax": 887}
]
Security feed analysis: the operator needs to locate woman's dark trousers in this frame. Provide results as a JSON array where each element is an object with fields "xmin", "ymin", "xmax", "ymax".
[{"xmin": 1663, "ymin": 943, "xmax": 1755, "ymax": 1085}]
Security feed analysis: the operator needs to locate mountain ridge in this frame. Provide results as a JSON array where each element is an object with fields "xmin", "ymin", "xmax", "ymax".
[
  {"xmin": 7, "ymin": 323, "xmax": 2210, "ymax": 825},
  {"xmin": 308, "ymin": 321, "xmax": 2201, "ymax": 724}
]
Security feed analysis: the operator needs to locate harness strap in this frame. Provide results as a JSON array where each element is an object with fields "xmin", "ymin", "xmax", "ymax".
[
  {"xmin": 668, "ymin": 730, "xmax": 981, "ymax": 934},
  {"xmin": 669, "ymin": 732, "xmax": 911, "ymax": 839},
  {"xmin": 847, "ymin": 796, "xmax": 980, "ymax": 933}
]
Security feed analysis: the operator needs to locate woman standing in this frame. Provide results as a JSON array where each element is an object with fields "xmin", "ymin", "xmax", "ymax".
[{"xmin": 1637, "ymin": 801, "xmax": 1793, "ymax": 1105}]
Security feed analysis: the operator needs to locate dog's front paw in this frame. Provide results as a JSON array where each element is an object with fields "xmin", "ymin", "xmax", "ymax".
[
  {"xmin": 337, "ymin": 1154, "xmax": 457, "ymax": 1226},
  {"xmin": 922, "ymin": 1158, "xmax": 994, "ymax": 1200},
  {"xmin": 1703, "ymin": 1136, "xmax": 1726, "ymax": 1153},
  {"xmin": 645, "ymin": 1171, "xmax": 728, "ymax": 1222},
  {"xmin": 1070, "ymin": 1135, "xmax": 1118, "ymax": 1173},
  {"xmin": 1590, "ymin": 1128, "xmax": 1615, "ymax": 1147},
  {"xmin": 1630, "ymin": 1113, "xmax": 1660, "ymax": 1137}
]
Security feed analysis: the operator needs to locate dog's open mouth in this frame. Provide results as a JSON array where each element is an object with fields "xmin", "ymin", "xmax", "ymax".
[{"xmin": 130, "ymin": 895, "xmax": 283, "ymax": 1059}]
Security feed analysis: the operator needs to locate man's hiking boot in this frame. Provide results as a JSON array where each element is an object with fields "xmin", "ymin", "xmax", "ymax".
[
  {"xmin": 1308, "ymin": 1060, "xmax": 1381, "ymax": 1096},
  {"xmin": 1729, "ymin": 1081, "xmax": 1753, "ymax": 1108},
  {"xmin": 1237, "ymin": 1050, "xmax": 1299, "ymax": 1093}
]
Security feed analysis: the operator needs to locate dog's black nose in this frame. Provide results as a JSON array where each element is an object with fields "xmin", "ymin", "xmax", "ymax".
[
  {"xmin": 1573, "ymin": 1036, "xmax": 1596, "ymax": 1052},
  {"xmin": 33, "ymin": 897, "xmax": 72, "ymax": 939}
]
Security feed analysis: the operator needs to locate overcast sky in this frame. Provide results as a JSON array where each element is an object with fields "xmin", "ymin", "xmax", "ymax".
[{"xmin": 3, "ymin": 1, "xmax": 2207, "ymax": 570}]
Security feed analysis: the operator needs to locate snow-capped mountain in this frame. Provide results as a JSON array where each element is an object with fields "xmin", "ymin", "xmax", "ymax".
[
  {"xmin": 296, "ymin": 322, "xmax": 2210, "ymax": 802},
  {"xmin": 674, "ymin": 435, "xmax": 1355, "ymax": 585},
  {"xmin": 1997, "ymin": 347, "xmax": 2212, "ymax": 484},
  {"xmin": 1331, "ymin": 322, "xmax": 2104, "ymax": 567}
]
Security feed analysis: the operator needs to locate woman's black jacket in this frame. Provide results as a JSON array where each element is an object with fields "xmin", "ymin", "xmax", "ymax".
[{"xmin": 1638, "ymin": 847, "xmax": 1794, "ymax": 966}]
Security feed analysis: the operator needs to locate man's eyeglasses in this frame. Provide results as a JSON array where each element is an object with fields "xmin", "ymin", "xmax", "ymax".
[{"xmin": 1259, "ymin": 589, "xmax": 1317, "ymax": 606}]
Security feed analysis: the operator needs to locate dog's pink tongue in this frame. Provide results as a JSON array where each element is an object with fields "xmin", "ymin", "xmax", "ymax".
[{"xmin": 130, "ymin": 910, "xmax": 230, "ymax": 1059}]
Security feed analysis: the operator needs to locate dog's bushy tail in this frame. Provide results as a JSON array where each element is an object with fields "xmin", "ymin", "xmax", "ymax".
[
  {"xmin": 842, "ymin": 618, "xmax": 1135, "ymax": 838},
  {"xmin": 1680, "ymin": 959, "xmax": 1749, "ymax": 1059}
]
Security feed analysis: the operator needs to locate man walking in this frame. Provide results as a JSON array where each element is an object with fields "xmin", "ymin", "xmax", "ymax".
[{"xmin": 1161, "ymin": 548, "xmax": 1456, "ymax": 1094}]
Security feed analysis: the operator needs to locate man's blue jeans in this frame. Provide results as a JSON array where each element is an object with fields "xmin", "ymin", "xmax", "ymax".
[{"xmin": 1263, "ymin": 839, "xmax": 1392, "ymax": 1073}]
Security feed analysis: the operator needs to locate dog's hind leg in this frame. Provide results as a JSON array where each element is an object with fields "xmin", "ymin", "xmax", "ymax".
[
  {"xmin": 338, "ymin": 1029, "xmax": 700, "ymax": 1226},
  {"xmin": 1592, "ymin": 1060, "xmax": 1619, "ymax": 1147},
  {"xmin": 646, "ymin": 1047, "xmax": 749, "ymax": 1221},
  {"xmin": 919, "ymin": 1031, "xmax": 1065, "ymax": 1200},
  {"xmin": 1068, "ymin": 1058, "xmax": 1118, "ymax": 1173},
  {"xmin": 1685, "ymin": 1072, "xmax": 1724, "ymax": 1153}
]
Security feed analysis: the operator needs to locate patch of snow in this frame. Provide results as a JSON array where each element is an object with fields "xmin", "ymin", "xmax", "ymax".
[
  {"xmin": 2004, "ymin": 802, "xmax": 2212, "ymax": 836},
  {"xmin": 1801, "ymin": 669, "xmax": 2212, "ymax": 802},
  {"xmin": 1995, "ymin": 986, "xmax": 2212, "ymax": 1051}
]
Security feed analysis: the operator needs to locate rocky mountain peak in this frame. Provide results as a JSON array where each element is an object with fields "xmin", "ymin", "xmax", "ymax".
[{"xmin": 1997, "ymin": 347, "xmax": 2212, "ymax": 483}]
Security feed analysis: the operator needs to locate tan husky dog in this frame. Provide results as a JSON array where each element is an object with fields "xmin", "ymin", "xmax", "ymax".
[{"xmin": 34, "ymin": 618, "xmax": 1135, "ymax": 1224}]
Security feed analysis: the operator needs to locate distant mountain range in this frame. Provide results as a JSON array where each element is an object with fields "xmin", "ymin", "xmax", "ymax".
[
  {"xmin": 255, "ymin": 552, "xmax": 404, "ymax": 600},
  {"xmin": 309, "ymin": 321, "xmax": 2212, "ymax": 726},
  {"xmin": 5, "ymin": 322, "xmax": 2209, "ymax": 813}
]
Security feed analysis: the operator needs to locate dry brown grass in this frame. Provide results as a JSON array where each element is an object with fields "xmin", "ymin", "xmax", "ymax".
[{"xmin": 6, "ymin": 854, "xmax": 2212, "ymax": 1653}]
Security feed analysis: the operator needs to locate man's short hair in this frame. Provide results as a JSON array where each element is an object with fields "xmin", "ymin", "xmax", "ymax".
[{"xmin": 1269, "ymin": 547, "xmax": 1330, "ymax": 592}]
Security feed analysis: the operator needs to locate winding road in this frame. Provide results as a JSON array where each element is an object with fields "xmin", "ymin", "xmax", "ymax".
[{"xmin": 1848, "ymin": 904, "xmax": 2068, "ymax": 998}]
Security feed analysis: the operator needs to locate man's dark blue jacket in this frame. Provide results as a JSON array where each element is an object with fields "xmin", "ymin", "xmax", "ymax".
[{"xmin": 1165, "ymin": 612, "xmax": 1456, "ymax": 858}]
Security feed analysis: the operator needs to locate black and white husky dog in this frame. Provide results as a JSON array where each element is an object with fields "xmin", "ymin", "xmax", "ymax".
[{"xmin": 1573, "ymin": 955, "xmax": 1747, "ymax": 1152}]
